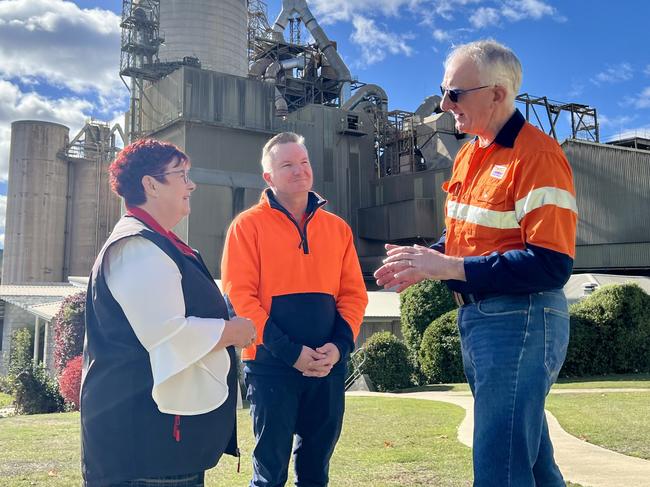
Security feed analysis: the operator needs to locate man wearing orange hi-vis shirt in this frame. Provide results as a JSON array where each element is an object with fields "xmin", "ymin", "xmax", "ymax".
[{"xmin": 375, "ymin": 39, "xmax": 577, "ymax": 487}]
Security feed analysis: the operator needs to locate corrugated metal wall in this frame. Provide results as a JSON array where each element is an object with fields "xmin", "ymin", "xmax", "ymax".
[{"xmin": 563, "ymin": 139, "xmax": 650, "ymax": 270}]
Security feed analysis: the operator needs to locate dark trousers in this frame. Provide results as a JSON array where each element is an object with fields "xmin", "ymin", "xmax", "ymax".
[
  {"xmin": 245, "ymin": 372, "xmax": 345, "ymax": 487},
  {"xmin": 106, "ymin": 472, "xmax": 205, "ymax": 486}
]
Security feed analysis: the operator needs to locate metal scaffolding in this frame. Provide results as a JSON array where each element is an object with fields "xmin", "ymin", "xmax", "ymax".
[
  {"xmin": 516, "ymin": 93, "xmax": 599, "ymax": 142},
  {"xmin": 247, "ymin": 0, "xmax": 272, "ymax": 66}
]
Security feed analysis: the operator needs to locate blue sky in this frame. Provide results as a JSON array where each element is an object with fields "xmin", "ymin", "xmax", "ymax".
[{"xmin": 0, "ymin": 0, "xmax": 648, "ymax": 246}]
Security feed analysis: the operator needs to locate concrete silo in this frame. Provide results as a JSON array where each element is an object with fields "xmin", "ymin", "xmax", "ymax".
[
  {"xmin": 64, "ymin": 124, "xmax": 123, "ymax": 277},
  {"xmin": 158, "ymin": 0, "xmax": 248, "ymax": 77},
  {"xmin": 2, "ymin": 121, "xmax": 70, "ymax": 283}
]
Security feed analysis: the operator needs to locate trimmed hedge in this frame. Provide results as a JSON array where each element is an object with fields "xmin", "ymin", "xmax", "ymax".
[
  {"xmin": 400, "ymin": 280, "xmax": 455, "ymax": 356},
  {"xmin": 13, "ymin": 365, "xmax": 64, "ymax": 415},
  {"xmin": 419, "ymin": 309, "xmax": 465, "ymax": 384},
  {"xmin": 53, "ymin": 291, "xmax": 86, "ymax": 374},
  {"xmin": 361, "ymin": 331, "xmax": 413, "ymax": 391},
  {"xmin": 561, "ymin": 283, "xmax": 650, "ymax": 377}
]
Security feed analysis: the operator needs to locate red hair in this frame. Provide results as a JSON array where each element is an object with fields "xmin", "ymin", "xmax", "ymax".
[{"xmin": 109, "ymin": 138, "xmax": 188, "ymax": 206}]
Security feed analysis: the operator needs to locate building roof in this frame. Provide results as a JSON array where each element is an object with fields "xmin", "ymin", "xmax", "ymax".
[
  {"xmin": 0, "ymin": 283, "xmax": 81, "ymax": 322},
  {"xmin": 366, "ymin": 290, "xmax": 400, "ymax": 319},
  {"xmin": 564, "ymin": 273, "xmax": 650, "ymax": 304}
]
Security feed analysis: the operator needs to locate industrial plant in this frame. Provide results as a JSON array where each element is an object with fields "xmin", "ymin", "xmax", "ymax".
[{"xmin": 1, "ymin": 0, "xmax": 649, "ymax": 374}]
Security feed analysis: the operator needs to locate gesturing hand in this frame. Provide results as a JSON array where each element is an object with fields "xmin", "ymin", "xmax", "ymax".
[{"xmin": 374, "ymin": 244, "xmax": 465, "ymax": 292}]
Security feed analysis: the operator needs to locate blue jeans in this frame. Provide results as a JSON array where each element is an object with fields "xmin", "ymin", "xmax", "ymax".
[{"xmin": 457, "ymin": 290, "xmax": 569, "ymax": 487}]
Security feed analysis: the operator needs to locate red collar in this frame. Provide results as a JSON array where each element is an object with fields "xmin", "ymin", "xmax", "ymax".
[{"xmin": 126, "ymin": 206, "xmax": 196, "ymax": 258}]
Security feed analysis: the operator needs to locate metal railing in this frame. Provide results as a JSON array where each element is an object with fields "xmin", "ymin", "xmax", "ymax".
[{"xmin": 344, "ymin": 347, "xmax": 367, "ymax": 391}]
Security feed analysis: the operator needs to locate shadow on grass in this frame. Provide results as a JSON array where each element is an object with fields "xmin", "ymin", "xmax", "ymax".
[{"xmin": 556, "ymin": 373, "xmax": 650, "ymax": 385}]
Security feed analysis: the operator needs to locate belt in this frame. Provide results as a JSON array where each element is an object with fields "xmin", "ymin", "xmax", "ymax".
[{"xmin": 452, "ymin": 291, "xmax": 501, "ymax": 307}]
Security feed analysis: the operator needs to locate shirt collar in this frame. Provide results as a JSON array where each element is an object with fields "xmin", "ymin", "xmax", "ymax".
[
  {"xmin": 492, "ymin": 108, "xmax": 526, "ymax": 148},
  {"xmin": 262, "ymin": 188, "xmax": 327, "ymax": 216}
]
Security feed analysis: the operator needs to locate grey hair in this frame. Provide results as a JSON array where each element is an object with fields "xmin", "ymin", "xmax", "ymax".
[
  {"xmin": 261, "ymin": 131, "xmax": 308, "ymax": 171},
  {"xmin": 444, "ymin": 39, "xmax": 522, "ymax": 106}
]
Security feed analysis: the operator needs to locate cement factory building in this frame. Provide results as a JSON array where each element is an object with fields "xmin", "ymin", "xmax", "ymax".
[{"xmin": 1, "ymin": 0, "xmax": 650, "ymax": 373}]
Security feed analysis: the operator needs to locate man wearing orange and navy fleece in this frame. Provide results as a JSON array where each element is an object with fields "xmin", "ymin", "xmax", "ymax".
[
  {"xmin": 375, "ymin": 40, "xmax": 577, "ymax": 487},
  {"xmin": 221, "ymin": 131, "xmax": 368, "ymax": 487}
]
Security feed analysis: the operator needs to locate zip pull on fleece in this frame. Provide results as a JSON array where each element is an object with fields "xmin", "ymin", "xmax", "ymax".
[{"xmin": 173, "ymin": 415, "xmax": 181, "ymax": 442}]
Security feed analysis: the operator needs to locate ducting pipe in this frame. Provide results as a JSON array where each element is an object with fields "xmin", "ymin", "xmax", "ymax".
[
  {"xmin": 264, "ymin": 61, "xmax": 288, "ymax": 116},
  {"xmin": 342, "ymin": 83, "xmax": 388, "ymax": 113},
  {"xmin": 249, "ymin": 57, "xmax": 273, "ymax": 77},
  {"xmin": 414, "ymin": 95, "xmax": 442, "ymax": 118},
  {"xmin": 272, "ymin": 0, "xmax": 352, "ymax": 102}
]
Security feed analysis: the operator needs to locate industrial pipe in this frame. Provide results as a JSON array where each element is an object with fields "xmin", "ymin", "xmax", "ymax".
[{"xmin": 271, "ymin": 0, "xmax": 352, "ymax": 102}]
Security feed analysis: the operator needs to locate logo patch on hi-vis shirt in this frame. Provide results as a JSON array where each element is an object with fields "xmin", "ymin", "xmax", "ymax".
[{"xmin": 490, "ymin": 164, "xmax": 508, "ymax": 179}]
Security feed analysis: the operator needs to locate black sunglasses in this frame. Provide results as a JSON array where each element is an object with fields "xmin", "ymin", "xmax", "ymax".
[{"xmin": 440, "ymin": 85, "xmax": 490, "ymax": 103}]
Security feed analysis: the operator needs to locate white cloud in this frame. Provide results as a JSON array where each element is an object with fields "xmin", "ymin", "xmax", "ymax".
[
  {"xmin": 469, "ymin": 0, "xmax": 558, "ymax": 29},
  {"xmin": 0, "ymin": 0, "xmax": 122, "ymax": 97},
  {"xmin": 634, "ymin": 87, "xmax": 650, "ymax": 108},
  {"xmin": 350, "ymin": 16, "xmax": 414, "ymax": 66},
  {"xmin": 502, "ymin": 0, "xmax": 556, "ymax": 21},
  {"xmin": 469, "ymin": 7, "xmax": 501, "ymax": 28},
  {"xmin": 592, "ymin": 63, "xmax": 634, "ymax": 85},
  {"xmin": 0, "ymin": 80, "xmax": 94, "ymax": 181},
  {"xmin": 308, "ymin": 0, "xmax": 424, "ymax": 23},
  {"xmin": 598, "ymin": 114, "xmax": 635, "ymax": 127},
  {"xmin": 431, "ymin": 0, "xmax": 483, "ymax": 21},
  {"xmin": 433, "ymin": 28, "xmax": 452, "ymax": 42}
]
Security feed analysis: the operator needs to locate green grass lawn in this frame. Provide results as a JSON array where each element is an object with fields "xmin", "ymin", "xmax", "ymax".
[
  {"xmin": 0, "ymin": 397, "xmax": 475, "ymax": 486},
  {"xmin": 0, "ymin": 392, "xmax": 13, "ymax": 408},
  {"xmin": 402, "ymin": 373, "xmax": 650, "ymax": 394},
  {"xmin": 554, "ymin": 373, "xmax": 650, "ymax": 389},
  {"xmin": 546, "ymin": 391, "xmax": 650, "ymax": 460}
]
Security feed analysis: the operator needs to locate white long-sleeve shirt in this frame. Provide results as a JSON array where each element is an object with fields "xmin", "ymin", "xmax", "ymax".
[{"xmin": 103, "ymin": 236, "xmax": 230, "ymax": 415}]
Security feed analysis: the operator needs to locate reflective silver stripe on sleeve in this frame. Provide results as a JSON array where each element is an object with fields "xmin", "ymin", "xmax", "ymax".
[
  {"xmin": 515, "ymin": 187, "xmax": 578, "ymax": 222},
  {"xmin": 446, "ymin": 200, "xmax": 520, "ymax": 229}
]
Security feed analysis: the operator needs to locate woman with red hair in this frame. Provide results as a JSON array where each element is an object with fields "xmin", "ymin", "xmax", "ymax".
[{"xmin": 80, "ymin": 138, "xmax": 255, "ymax": 487}]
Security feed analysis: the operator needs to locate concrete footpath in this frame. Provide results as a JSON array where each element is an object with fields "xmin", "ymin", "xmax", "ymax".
[{"xmin": 347, "ymin": 388, "xmax": 650, "ymax": 487}]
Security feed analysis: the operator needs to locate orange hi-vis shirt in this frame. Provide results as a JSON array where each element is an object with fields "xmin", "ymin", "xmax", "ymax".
[
  {"xmin": 221, "ymin": 190, "xmax": 368, "ymax": 368},
  {"xmin": 443, "ymin": 111, "xmax": 578, "ymax": 260}
]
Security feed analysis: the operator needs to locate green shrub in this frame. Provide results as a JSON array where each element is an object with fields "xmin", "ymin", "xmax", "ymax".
[
  {"xmin": 53, "ymin": 291, "xmax": 86, "ymax": 374},
  {"xmin": 562, "ymin": 283, "xmax": 650, "ymax": 377},
  {"xmin": 419, "ymin": 309, "xmax": 465, "ymax": 384},
  {"xmin": 8, "ymin": 327, "xmax": 34, "ymax": 378},
  {"xmin": 400, "ymin": 280, "xmax": 456, "ymax": 356},
  {"xmin": 361, "ymin": 331, "xmax": 413, "ymax": 391},
  {"xmin": 13, "ymin": 365, "xmax": 64, "ymax": 415}
]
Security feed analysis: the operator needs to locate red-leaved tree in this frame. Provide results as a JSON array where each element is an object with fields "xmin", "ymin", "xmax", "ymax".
[
  {"xmin": 58, "ymin": 355, "xmax": 83, "ymax": 411},
  {"xmin": 53, "ymin": 291, "xmax": 86, "ymax": 374}
]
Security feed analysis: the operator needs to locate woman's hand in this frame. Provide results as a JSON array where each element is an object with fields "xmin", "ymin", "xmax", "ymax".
[{"xmin": 220, "ymin": 316, "xmax": 256, "ymax": 349}]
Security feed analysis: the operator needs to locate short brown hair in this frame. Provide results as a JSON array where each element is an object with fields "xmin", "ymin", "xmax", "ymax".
[{"xmin": 261, "ymin": 132, "xmax": 307, "ymax": 171}]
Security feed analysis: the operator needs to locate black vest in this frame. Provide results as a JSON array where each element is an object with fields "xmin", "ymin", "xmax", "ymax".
[{"xmin": 81, "ymin": 216, "xmax": 237, "ymax": 486}]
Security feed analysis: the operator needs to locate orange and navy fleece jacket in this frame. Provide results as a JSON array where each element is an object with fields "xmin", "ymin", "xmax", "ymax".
[
  {"xmin": 221, "ymin": 189, "xmax": 368, "ymax": 374},
  {"xmin": 438, "ymin": 109, "xmax": 578, "ymax": 295}
]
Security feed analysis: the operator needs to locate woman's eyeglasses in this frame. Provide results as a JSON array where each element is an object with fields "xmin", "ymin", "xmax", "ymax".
[
  {"xmin": 440, "ymin": 85, "xmax": 490, "ymax": 103},
  {"xmin": 151, "ymin": 169, "xmax": 191, "ymax": 183}
]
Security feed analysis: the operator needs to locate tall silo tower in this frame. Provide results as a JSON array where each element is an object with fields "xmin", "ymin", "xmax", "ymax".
[
  {"xmin": 158, "ymin": 0, "xmax": 248, "ymax": 76},
  {"xmin": 2, "ymin": 121, "xmax": 70, "ymax": 283},
  {"xmin": 64, "ymin": 123, "xmax": 123, "ymax": 277}
]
